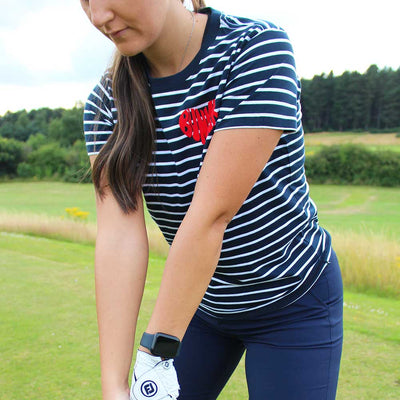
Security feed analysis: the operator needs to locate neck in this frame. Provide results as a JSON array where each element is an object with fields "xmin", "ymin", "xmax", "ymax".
[{"xmin": 144, "ymin": 6, "xmax": 208, "ymax": 78}]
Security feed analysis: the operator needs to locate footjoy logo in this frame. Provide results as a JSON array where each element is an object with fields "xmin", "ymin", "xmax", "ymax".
[
  {"xmin": 179, "ymin": 99, "xmax": 219, "ymax": 144},
  {"xmin": 140, "ymin": 380, "xmax": 158, "ymax": 397}
]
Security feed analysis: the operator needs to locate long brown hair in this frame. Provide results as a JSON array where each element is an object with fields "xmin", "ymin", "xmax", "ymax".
[{"xmin": 92, "ymin": 0, "xmax": 207, "ymax": 214}]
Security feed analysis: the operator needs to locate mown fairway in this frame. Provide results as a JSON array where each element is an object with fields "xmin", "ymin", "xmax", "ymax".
[
  {"xmin": 309, "ymin": 184, "xmax": 400, "ymax": 240},
  {"xmin": 1, "ymin": 233, "xmax": 399, "ymax": 400},
  {"xmin": 0, "ymin": 181, "xmax": 98, "ymax": 223}
]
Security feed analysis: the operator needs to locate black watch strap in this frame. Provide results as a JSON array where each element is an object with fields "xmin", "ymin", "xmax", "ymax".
[{"xmin": 140, "ymin": 332, "xmax": 155, "ymax": 351}]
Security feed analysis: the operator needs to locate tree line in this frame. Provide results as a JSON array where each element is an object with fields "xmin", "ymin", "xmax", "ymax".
[
  {"xmin": 0, "ymin": 105, "xmax": 90, "ymax": 182},
  {"xmin": 0, "ymin": 64, "xmax": 399, "ymax": 183},
  {"xmin": 301, "ymin": 65, "xmax": 400, "ymax": 132}
]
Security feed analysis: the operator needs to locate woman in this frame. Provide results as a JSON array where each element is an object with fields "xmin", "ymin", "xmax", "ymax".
[{"xmin": 80, "ymin": 0, "xmax": 343, "ymax": 399}]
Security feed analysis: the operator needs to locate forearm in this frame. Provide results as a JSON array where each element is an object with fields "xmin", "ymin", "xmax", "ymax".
[
  {"xmin": 145, "ymin": 129, "xmax": 282, "ymax": 341},
  {"xmin": 146, "ymin": 213, "xmax": 226, "ymax": 339},
  {"xmin": 95, "ymin": 233, "xmax": 148, "ymax": 396}
]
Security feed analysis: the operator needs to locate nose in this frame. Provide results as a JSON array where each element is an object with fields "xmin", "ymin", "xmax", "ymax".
[{"xmin": 88, "ymin": 0, "xmax": 114, "ymax": 29}]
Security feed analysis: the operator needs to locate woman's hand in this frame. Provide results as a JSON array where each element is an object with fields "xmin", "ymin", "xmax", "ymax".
[{"xmin": 130, "ymin": 350, "xmax": 180, "ymax": 400}]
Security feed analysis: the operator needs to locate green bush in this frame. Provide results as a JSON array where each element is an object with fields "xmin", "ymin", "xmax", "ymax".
[
  {"xmin": 27, "ymin": 143, "xmax": 68, "ymax": 179},
  {"xmin": 305, "ymin": 144, "xmax": 400, "ymax": 186},
  {"xmin": 63, "ymin": 140, "xmax": 91, "ymax": 183},
  {"xmin": 48, "ymin": 107, "xmax": 84, "ymax": 147},
  {"xmin": 0, "ymin": 138, "xmax": 24, "ymax": 177},
  {"xmin": 0, "ymin": 136, "xmax": 92, "ymax": 181},
  {"xmin": 16, "ymin": 162, "xmax": 35, "ymax": 178},
  {"xmin": 26, "ymin": 133, "xmax": 47, "ymax": 151}
]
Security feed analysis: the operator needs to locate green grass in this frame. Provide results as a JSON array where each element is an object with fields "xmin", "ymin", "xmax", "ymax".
[
  {"xmin": 1, "ymin": 181, "xmax": 399, "ymax": 240},
  {"xmin": 0, "ymin": 181, "xmax": 159, "ymax": 226},
  {"xmin": 309, "ymin": 185, "xmax": 400, "ymax": 240},
  {"xmin": 1, "ymin": 233, "xmax": 399, "ymax": 399},
  {"xmin": 0, "ymin": 181, "xmax": 98, "ymax": 223},
  {"xmin": 0, "ymin": 233, "xmax": 100, "ymax": 399},
  {"xmin": 1, "ymin": 182, "xmax": 399, "ymax": 298}
]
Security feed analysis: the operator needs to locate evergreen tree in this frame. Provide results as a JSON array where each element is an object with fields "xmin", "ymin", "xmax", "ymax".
[{"xmin": 301, "ymin": 65, "xmax": 400, "ymax": 132}]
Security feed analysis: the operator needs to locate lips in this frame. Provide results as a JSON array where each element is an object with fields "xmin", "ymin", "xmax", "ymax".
[{"xmin": 108, "ymin": 28, "xmax": 128, "ymax": 39}]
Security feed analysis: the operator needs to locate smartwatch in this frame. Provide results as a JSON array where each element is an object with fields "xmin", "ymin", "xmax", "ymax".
[{"xmin": 140, "ymin": 332, "xmax": 181, "ymax": 359}]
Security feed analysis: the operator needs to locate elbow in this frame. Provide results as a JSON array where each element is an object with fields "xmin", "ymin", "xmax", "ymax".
[
  {"xmin": 212, "ymin": 210, "xmax": 234, "ymax": 231},
  {"xmin": 185, "ymin": 206, "xmax": 234, "ymax": 238}
]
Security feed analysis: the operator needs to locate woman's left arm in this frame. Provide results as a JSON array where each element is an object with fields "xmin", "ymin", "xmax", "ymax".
[{"xmin": 145, "ymin": 127, "xmax": 282, "ymax": 339}]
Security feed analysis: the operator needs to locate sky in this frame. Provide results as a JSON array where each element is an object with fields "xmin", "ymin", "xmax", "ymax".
[{"xmin": 0, "ymin": 0, "xmax": 399, "ymax": 116}]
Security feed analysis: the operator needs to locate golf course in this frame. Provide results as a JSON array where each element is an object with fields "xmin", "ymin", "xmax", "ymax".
[
  {"xmin": 0, "ymin": 178, "xmax": 399, "ymax": 399},
  {"xmin": 1, "ymin": 0, "xmax": 399, "ymax": 395},
  {"xmin": 1, "ymin": 131, "xmax": 400, "ymax": 399}
]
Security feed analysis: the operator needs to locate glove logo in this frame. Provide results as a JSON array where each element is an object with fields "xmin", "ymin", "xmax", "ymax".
[{"xmin": 140, "ymin": 380, "xmax": 158, "ymax": 397}]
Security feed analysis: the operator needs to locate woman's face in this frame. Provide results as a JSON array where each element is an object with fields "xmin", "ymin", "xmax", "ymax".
[{"xmin": 80, "ymin": 0, "xmax": 170, "ymax": 56}]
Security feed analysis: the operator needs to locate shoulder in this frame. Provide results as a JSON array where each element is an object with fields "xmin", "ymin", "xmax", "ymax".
[
  {"xmin": 212, "ymin": 9, "xmax": 295, "ymax": 65},
  {"xmin": 85, "ymin": 72, "xmax": 114, "ymax": 113},
  {"xmin": 220, "ymin": 10, "xmax": 283, "ymax": 32},
  {"xmin": 218, "ymin": 9, "xmax": 291, "ymax": 45},
  {"xmin": 84, "ymin": 71, "xmax": 115, "ymax": 123}
]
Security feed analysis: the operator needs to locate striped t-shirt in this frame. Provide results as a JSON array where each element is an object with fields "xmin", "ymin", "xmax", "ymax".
[{"xmin": 84, "ymin": 8, "xmax": 332, "ymax": 318}]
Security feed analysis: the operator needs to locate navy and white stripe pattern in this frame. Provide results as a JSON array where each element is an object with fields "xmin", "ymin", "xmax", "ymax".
[{"xmin": 83, "ymin": 8, "xmax": 331, "ymax": 317}]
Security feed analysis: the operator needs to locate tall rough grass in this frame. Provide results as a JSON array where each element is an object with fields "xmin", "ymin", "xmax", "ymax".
[
  {"xmin": 305, "ymin": 132, "xmax": 400, "ymax": 147},
  {"xmin": 1, "ymin": 212, "xmax": 398, "ymax": 297},
  {"xmin": 331, "ymin": 229, "xmax": 400, "ymax": 298},
  {"xmin": 0, "ymin": 212, "xmax": 96, "ymax": 244},
  {"xmin": 0, "ymin": 211, "xmax": 169, "ymax": 256}
]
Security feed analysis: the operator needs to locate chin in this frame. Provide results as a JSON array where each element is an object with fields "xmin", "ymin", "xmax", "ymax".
[
  {"xmin": 119, "ymin": 50, "xmax": 139, "ymax": 57},
  {"xmin": 116, "ymin": 46, "xmax": 141, "ymax": 57}
]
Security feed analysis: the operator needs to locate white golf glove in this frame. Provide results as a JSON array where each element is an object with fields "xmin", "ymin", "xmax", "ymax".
[{"xmin": 130, "ymin": 350, "xmax": 180, "ymax": 400}]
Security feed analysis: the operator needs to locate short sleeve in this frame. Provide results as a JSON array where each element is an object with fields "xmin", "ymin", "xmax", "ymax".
[
  {"xmin": 83, "ymin": 74, "xmax": 116, "ymax": 156},
  {"xmin": 214, "ymin": 27, "xmax": 300, "ymax": 134}
]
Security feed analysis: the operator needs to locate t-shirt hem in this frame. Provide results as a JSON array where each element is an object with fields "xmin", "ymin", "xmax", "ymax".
[
  {"xmin": 214, "ymin": 125, "xmax": 297, "ymax": 134},
  {"xmin": 196, "ymin": 229, "xmax": 332, "ymax": 320}
]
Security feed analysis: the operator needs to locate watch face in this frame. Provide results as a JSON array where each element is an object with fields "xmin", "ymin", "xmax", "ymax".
[{"xmin": 153, "ymin": 333, "xmax": 181, "ymax": 358}]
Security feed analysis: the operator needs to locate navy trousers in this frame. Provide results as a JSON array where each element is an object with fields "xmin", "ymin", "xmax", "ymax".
[{"xmin": 174, "ymin": 251, "xmax": 343, "ymax": 399}]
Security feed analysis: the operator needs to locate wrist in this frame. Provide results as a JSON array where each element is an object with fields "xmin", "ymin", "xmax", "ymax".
[
  {"xmin": 138, "ymin": 345, "xmax": 152, "ymax": 355},
  {"xmin": 101, "ymin": 379, "xmax": 130, "ymax": 399},
  {"xmin": 102, "ymin": 386, "xmax": 130, "ymax": 400}
]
